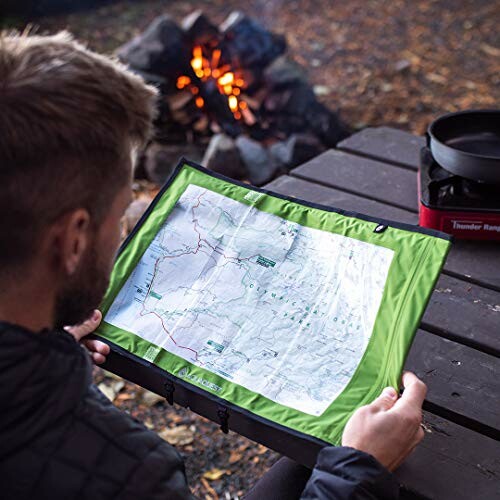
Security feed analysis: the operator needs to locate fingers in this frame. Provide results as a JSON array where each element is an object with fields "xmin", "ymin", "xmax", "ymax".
[
  {"xmin": 395, "ymin": 371, "xmax": 427, "ymax": 408},
  {"xmin": 416, "ymin": 424, "xmax": 425, "ymax": 443},
  {"xmin": 82, "ymin": 339, "xmax": 110, "ymax": 365},
  {"xmin": 82, "ymin": 339, "xmax": 110, "ymax": 356},
  {"xmin": 90, "ymin": 352, "xmax": 107, "ymax": 365},
  {"xmin": 64, "ymin": 310, "xmax": 102, "ymax": 341},
  {"xmin": 369, "ymin": 386, "xmax": 398, "ymax": 411}
]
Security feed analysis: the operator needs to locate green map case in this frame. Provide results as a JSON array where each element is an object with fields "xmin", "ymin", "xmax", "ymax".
[{"xmin": 95, "ymin": 159, "xmax": 451, "ymax": 467}]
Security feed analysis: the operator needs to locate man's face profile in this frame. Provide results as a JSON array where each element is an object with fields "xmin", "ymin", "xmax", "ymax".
[
  {"xmin": 53, "ymin": 183, "xmax": 132, "ymax": 329},
  {"xmin": 53, "ymin": 241, "xmax": 109, "ymax": 329}
]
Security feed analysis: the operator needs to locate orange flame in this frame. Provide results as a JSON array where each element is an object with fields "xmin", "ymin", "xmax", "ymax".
[{"xmin": 175, "ymin": 45, "xmax": 247, "ymax": 119}]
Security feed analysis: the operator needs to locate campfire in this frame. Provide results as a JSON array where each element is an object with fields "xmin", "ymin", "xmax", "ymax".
[
  {"xmin": 118, "ymin": 11, "xmax": 349, "ymax": 186},
  {"xmin": 176, "ymin": 45, "xmax": 250, "ymax": 123}
]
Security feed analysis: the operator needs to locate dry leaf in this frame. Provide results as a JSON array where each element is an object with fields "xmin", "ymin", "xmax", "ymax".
[
  {"xmin": 98, "ymin": 382, "xmax": 117, "ymax": 402},
  {"xmin": 102, "ymin": 370, "xmax": 123, "ymax": 381},
  {"xmin": 115, "ymin": 393, "xmax": 134, "ymax": 402},
  {"xmin": 112, "ymin": 380, "xmax": 125, "ymax": 393},
  {"xmin": 425, "ymin": 72, "xmax": 447, "ymax": 84},
  {"xmin": 480, "ymin": 43, "xmax": 500, "ymax": 57},
  {"xmin": 200, "ymin": 477, "xmax": 218, "ymax": 499},
  {"xmin": 159, "ymin": 425, "xmax": 194, "ymax": 446},
  {"xmin": 229, "ymin": 451, "xmax": 243, "ymax": 464},
  {"xmin": 203, "ymin": 468, "xmax": 229, "ymax": 481},
  {"xmin": 141, "ymin": 389, "xmax": 164, "ymax": 407}
]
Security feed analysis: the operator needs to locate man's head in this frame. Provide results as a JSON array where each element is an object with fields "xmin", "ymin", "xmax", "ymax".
[{"xmin": 0, "ymin": 31, "xmax": 158, "ymax": 328}]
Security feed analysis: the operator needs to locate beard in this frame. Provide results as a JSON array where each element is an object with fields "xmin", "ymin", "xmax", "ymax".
[{"xmin": 53, "ymin": 243, "xmax": 111, "ymax": 329}]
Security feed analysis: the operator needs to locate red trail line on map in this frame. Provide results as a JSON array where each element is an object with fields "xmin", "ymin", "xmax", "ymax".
[{"xmin": 140, "ymin": 193, "xmax": 259, "ymax": 362}]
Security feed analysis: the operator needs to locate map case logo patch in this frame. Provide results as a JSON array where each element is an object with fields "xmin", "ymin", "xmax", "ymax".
[{"xmin": 177, "ymin": 366, "xmax": 222, "ymax": 393}]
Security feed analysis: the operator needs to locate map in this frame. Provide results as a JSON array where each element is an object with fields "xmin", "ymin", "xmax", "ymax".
[{"xmin": 105, "ymin": 184, "xmax": 394, "ymax": 416}]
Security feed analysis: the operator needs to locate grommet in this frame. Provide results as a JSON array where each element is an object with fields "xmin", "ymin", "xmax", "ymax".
[{"xmin": 374, "ymin": 224, "xmax": 388, "ymax": 233}]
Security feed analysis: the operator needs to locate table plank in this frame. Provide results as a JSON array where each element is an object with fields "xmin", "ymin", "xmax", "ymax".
[
  {"xmin": 406, "ymin": 330, "xmax": 500, "ymax": 438},
  {"xmin": 445, "ymin": 242, "xmax": 500, "ymax": 290},
  {"xmin": 292, "ymin": 149, "xmax": 418, "ymax": 211},
  {"xmin": 422, "ymin": 275, "xmax": 500, "ymax": 356},
  {"xmin": 396, "ymin": 412, "xmax": 500, "ymax": 500},
  {"xmin": 337, "ymin": 126, "xmax": 424, "ymax": 170},
  {"xmin": 266, "ymin": 175, "xmax": 417, "ymax": 224},
  {"xmin": 290, "ymin": 150, "xmax": 500, "ymax": 291}
]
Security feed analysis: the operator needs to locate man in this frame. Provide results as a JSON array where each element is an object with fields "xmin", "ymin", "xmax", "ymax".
[{"xmin": 0, "ymin": 32, "xmax": 426, "ymax": 499}]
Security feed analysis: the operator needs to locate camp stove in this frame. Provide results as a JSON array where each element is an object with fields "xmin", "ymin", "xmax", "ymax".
[
  {"xmin": 419, "ymin": 145, "xmax": 500, "ymax": 240},
  {"xmin": 418, "ymin": 110, "xmax": 500, "ymax": 240}
]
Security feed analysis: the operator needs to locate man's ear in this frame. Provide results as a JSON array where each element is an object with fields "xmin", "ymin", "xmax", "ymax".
[{"xmin": 51, "ymin": 208, "xmax": 92, "ymax": 276}]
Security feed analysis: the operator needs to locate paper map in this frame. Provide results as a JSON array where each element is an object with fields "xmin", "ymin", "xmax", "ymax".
[{"xmin": 105, "ymin": 184, "xmax": 394, "ymax": 416}]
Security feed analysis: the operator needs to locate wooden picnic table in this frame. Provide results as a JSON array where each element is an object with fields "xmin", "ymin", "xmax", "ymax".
[{"xmin": 265, "ymin": 127, "xmax": 500, "ymax": 500}]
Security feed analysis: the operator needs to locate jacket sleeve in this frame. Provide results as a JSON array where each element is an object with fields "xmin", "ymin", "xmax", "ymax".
[
  {"xmin": 300, "ymin": 447, "xmax": 399, "ymax": 499},
  {"xmin": 86, "ymin": 385, "xmax": 196, "ymax": 500},
  {"xmin": 118, "ymin": 438, "xmax": 197, "ymax": 500}
]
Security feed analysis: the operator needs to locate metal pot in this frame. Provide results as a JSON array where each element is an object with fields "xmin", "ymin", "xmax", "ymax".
[{"xmin": 428, "ymin": 109, "xmax": 500, "ymax": 184}]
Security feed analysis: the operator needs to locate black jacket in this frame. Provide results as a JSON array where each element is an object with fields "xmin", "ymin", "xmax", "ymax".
[{"xmin": 0, "ymin": 322, "xmax": 399, "ymax": 499}]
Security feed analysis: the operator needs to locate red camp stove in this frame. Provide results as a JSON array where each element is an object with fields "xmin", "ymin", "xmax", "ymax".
[
  {"xmin": 419, "ymin": 145, "xmax": 500, "ymax": 240},
  {"xmin": 418, "ymin": 110, "xmax": 500, "ymax": 240}
]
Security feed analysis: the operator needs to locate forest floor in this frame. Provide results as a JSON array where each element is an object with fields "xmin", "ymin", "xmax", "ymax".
[
  {"xmin": 9, "ymin": 1, "xmax": 500, "ymax": 498},
  {"xmin": 29, "ymin": 0, "xmax": 499, "ymax": 135}
]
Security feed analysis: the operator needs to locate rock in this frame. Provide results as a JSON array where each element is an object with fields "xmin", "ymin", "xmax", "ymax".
[
  {"xmin": 144, "ymin": 142, "xmax": 176, "ymax": 184},
  {"xmin": 117, "ymin": 15, "xmax": 191, "ymax": 80},
  {"xmin": 181, "ymin": 10, "xmax": 219, "ymax": 46},
  {"xmin": 124, "ymin": 199, "xmax": 150, "ymax": 234},
  {"xmin": 313, "ymin": 85, "xmax": 331, "ymax": 96},
  {"xmin": 263, "ymin": 56, "xmax": 306, "ymax": 88},
  {"xmin": 394, "ymin": 59, "xmax": 411, "ymax": 73},
  {"xmin": 304, "ymin": 101, "xmax": 351, "ymax": 147},
  {"xmin": 144, "ymin": 142, "xmax": 205, "ymax": 185},
  {"xmin": 202, "ymin": 134, "xmax": 246, "ymax": 179},
  {"xmin": 278, "ymin": 82, "xmax": 317, "ymax": 117},
  {"xmin": 266, "ymin": 81, "xmax": 349, "ymax": 147},
  {"xmin": 220, "ymin": 11, "xmax": 286, "ymax": 70},
  {"xmin": 235, "ymin": 136, "xmax": 280, "ymax": 186},
  {"xmin": 269, "ymin": 134, "xmax": 324, "ymax": 170},
  {"xmin": 263, "ymin": 88, "xmax": 294, "ymax": 113}
]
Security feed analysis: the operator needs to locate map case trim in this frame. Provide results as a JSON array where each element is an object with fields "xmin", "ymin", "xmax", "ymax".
[{"xmin": 95, "ymin": 159, "xmax": 451, "ymax": 456}]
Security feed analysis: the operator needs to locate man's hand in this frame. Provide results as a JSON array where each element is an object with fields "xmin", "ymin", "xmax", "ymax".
[
  {"xmin": 342, "ymin": 371, "xmax": 426, "ymax": 471},
  {"xmin": 64, "ymin": 309, "xmax": 110, "ymax": 365}
]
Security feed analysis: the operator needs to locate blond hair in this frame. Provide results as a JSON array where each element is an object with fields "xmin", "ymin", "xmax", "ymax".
[{"xmin": 0, "ymin": 31, "xmax": 158, "ymax": 270}]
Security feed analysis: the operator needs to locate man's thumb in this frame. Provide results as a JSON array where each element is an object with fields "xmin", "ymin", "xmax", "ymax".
[{"xmin": 370, "ymin": 387, "xmax": 398, "ymax": 411}]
